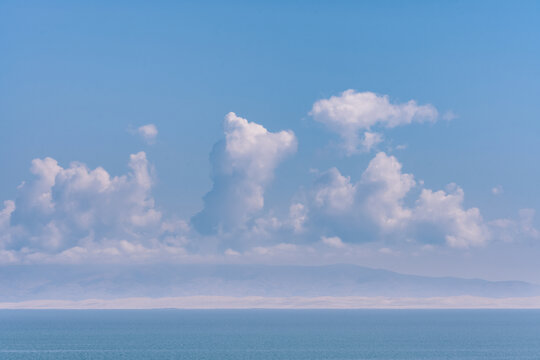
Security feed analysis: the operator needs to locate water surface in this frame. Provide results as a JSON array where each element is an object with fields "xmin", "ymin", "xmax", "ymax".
[{"xmin": 1, "ymin": 309, "xmax": 539, "ymax": 359}]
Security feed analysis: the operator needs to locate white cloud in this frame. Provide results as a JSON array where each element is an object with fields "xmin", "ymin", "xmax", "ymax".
[
  {"xmin": 311, "ymin": 90, "xmax": 438, "ymax": 154},
  {"xmin": 224, "ymin": 248, "xmax": 240, "ymax": 256},
  {"xmin": 0, "ymin": 200, "xmax": 15, "ymax": 248},
  {"xmin": 42, "ymin": 152, "xmax": 160, "ymax": 238},
  {"xmin": 192, "ymin": 112, "xmax": 297, "ymax": 234},
  {"xmin": 0, "ymin": 152, "xmax": 191, "ymax": 263},
  {"xmin": 413, "ymin": 185, "xmax": 489, "ymax": 248},
  {"xmin": 289, "ymin": 203, "xmax": 308, "ymax": 233},
  {"xmin": 490, "ymin": 209, "xmax": 539, "ymax": 242},
  {"xmin": 0, "ymin": 99, "xmax": 531, "ymax": 263},
  {"xmin": 305, "ymin": 152, "xmax": 490, "ymax": 249},
  {"xmin": 378, "ymin": 247, "xmax": 397, "ymax": 255},
  {"xmin": 361, "ymin": 131, "xmax": 383, "ymax": 151},
  {"xmin": 361, "ymin": 152, "xmax": 415, "ymax": 231},
  {"xmin": 137, "ymin": 124, "xmax": 158, "ymax": 144},
  {"xmin": 395, "ymin": 144, "xmax": 408, "ymax": 151},
  {"xmin": 321, "ymin": 235, "xmax": 345, "ymax": 248},
  {"xmin": 20, "ymin": 157, "xmax": 62, "ymax": 213},
  {"xmin": 313, "ymin": 168, "xmax": 356, "ymax": 214},
  {"xmin": 518, "ymin": 209, "xmax": 539, "ymax": 239},
  {"xmin": 491, "ymin": 185, "xmax": 503, "ymax": 195},
  {"xmin": 442, "ymin": 110, "xmax": 458, "ymax": 121},
  {"xmin": 250, "ymin": 215, "xmax": 282, "ymax": 237},
  {"xmin": 0, "ymin": 200, "xmax": 14, "ymax": 229},
  {"xmin": 246, "ymin": 243, "xmax": 298, "ymax": 256}
]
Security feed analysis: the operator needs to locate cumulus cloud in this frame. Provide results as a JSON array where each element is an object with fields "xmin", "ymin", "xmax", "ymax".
[
  {"xmin": 245, "ymin": 243, "xmax": 298, "ymax": 257},
  {"xmin": 192, "ymin": 112, "xmax": 297, "ymax": 234},
  {"xmin": 0, "ymin": 93, "xmax": 532, "ymax": 263},
  {"xmin": 491, "ymin": 185, "xmax": 503, "ymax": 195},
  {"xmin": 361, "ymin": 152, "xmax": 415, "ymax": 231},
  {"xmin": 306, "ymin": 152, "xmax": 489, "ymax": 248},
  {"xmin": 19, "ymin": 157, "xmax": 62, "ymax": 214},
  {"xmin": 0, "ymin": 152, "xmax": 190, "ymax": 263},
  {"xmin": 361, "ymin": 131, "xmax": 383, "ymax": 152},
  {"xmin": 414, "ymin": 185, "xmax": 489, "ymax": 248},
  {"xmin": 288, "ymin": 203, "xmax": 308, "ymax": 233},
  {"xmin": 321, "ymin": 235, "xmax": 345, "ymax": 248},
  {"xmin": 518, "ymin": 209, "xmax": 539, "ymax": 239},
  {"xmin": 490, "ymin": 209, "xmax": 539, "ymax": 242},
  {"xmin": 313, "ymin": 168, "xmax": 356, "ymax": 214},
  {"xmin": 311, "ymin": 90, "xmax": 438, "ymax": 154},
  {"xmin": 137, "ymin": 124, "xmax": 158, "ymax": 144},
  {"xmin": 224, "ymin": 248, "xmax": 241, "ymax": 256},
  {"xmin": 0, "ymin": 201, "xmax": 16, "ymax": 248},
  {"xmin": 0, "ymin": 200, "xmax": 15, "ymax": 229}
]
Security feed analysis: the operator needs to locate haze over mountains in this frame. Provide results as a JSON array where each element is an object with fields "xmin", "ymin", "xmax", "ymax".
[{"xmin": 2, "ymin": 264, "xmax": 539, "ymax": 303}]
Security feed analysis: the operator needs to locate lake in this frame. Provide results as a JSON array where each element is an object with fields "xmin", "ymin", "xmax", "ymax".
[{"xmin": 1, "ymin": 309, "xmax": 539, "ymax": 359}]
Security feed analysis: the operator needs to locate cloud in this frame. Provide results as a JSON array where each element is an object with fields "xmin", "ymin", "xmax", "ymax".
[
  {"xmin": 0, "ymin": 201, "xmax": 16, "ymax": 249},
  {"xmin": 518, "ymin": 209, "xmax": 539, "ymax": 239},
  {"xmin": 361, "ymin": 152, "xmax": 415, "ymax": 231},
  {"xmin": 137, "ymin": 124, "xmax": 158, "ymax": 144},
  {"xmin": 306, "ymin": 152, "xmax": 489, "ymax": 248},
  {"xmin": 378, "ymin": 247, "xmax": 397, "ymax": 255},
  {"xmin": 288, "ymin": 203, "xmax": 308, "ymax": 234},
  {"xmin": 0, "ymin": 92, "xmax": 532, "ymax": 263},
  {"xmin": 490, "ymin": 209, "xmax": 539, "ymax": 242},
  {"xmin": 192, "ymin": 112, "xmax": 297, "ymax": 234},
  {"xmin": 413, "ymin": 185, "xmax": 489, "ymax": 248},
  {"xmin": 313, "ymin": 168, "xmax": 356, "ymax": 214},
  {"xmin": 442, "ymin": 110, "xmax": 458, "ymax": 121},
  {"xmin": 491, "ymin": 185, "xmax": 503, "ymax": 195},
  {"xmin": 1, "ymin": 152, "xmax": 190, "ymax": 263},
  {"xmin": 224, "ymin": 248, "xmax": 241, "ymax": 256},
  {"xmin": 321, "ymin": 235, "xmax": 345, "ymax": 248},
  {"xmin": 19, "ymin": 157, "xmax": 62, "ymax": 214},
  {"xmin": 0, "ymin": 144, "xmax": 502, "ymax": 265},
  {"xmin": 245, "ymin": 243, "xmax": 298, "ymax": 257},
  {"xmin": 361, "ymin": 131, "xmax": 383, "ymax": 151},
  {"xmin": 311, "ymin": 90, "xmax": 438, "ymax": 154},
  {"xmin": 0, "ymin": 200, "xmax": 15, "ymax": 229}
]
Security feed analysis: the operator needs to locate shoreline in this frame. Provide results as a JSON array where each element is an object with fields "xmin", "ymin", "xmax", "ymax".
[{"xmin": 3, "ymin": 295, "xmax": 540, "ymax": 310}]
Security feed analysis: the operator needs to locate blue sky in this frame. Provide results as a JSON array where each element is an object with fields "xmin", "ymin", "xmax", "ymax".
[{"xmin": 1, "ymin": 1, "xmax": 540, "ymax": 282}]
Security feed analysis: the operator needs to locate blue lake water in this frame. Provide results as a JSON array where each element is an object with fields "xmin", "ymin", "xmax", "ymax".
[{"xmin": 1, "ymin": 309, "xmax": 540, "ymax": 359}]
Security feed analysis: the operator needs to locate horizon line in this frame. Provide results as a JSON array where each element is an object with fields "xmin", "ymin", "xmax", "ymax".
[{"xmin": 3, "ymin": 295, "xmax": 540, "ymax": 310}]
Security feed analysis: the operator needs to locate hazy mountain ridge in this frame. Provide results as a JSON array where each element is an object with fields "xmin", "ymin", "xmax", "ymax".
[{"xmin": 2, "ymin": 264, "xmax": 539, "ymax": 302}]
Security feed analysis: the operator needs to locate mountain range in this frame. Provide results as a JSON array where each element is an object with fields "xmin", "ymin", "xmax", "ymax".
[{"xmin": 2, "ymin": 264, "xmax": 539, "ymax": 302}]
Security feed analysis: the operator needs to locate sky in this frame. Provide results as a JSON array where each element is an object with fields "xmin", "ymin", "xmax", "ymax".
[{"xmin": 1, "ymin": 1, "xmax": 540, "ymax": 283}]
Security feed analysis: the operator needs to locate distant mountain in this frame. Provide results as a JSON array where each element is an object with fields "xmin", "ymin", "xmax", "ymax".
[{"xmin": 2, "ymin": 264, "xmax": 539, "ymax": 302}]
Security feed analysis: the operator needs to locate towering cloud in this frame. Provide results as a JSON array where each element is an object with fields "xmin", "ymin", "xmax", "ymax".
[
  {"xmin": 311, "ymin": 90, "xmax": 438, "ymax": 154},
  {"xmin": 360, "ymin": 152, "xmax": 416, "ymax": 231},
  {"xmin": 192, "ymin": 112, "xmax": 297, "ymax": 234}
]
